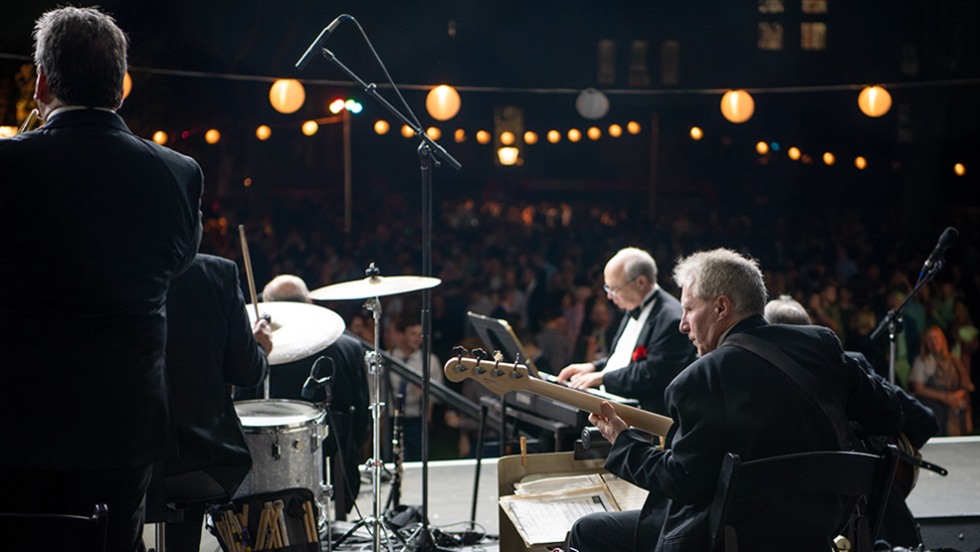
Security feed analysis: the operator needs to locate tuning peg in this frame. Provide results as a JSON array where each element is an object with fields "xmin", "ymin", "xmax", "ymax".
[
  {"xmin": 451, "ymin": 346, "xmax": 468, "ymax": 373},
  {"xmin": 472, "ymin": 348, "xmax": 488, "ymax": 361},
  {"xmin": 492, "ymin": 358, "xmax": 506, "ymax": 377}
]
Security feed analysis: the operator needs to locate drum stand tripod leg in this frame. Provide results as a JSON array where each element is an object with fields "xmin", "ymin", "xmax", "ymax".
[{"xmin": 331, "ymin": 296, "xmax": 401, "ymax": 551}]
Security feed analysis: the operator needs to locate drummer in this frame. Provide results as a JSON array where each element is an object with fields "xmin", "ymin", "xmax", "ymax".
[
  {"xmin": 154, "ymin": 253, "xmax": 272, "ymax": 550},
  {"xmin": 255, "ymin": 274, "xmax": 371, "ymax": 521}
]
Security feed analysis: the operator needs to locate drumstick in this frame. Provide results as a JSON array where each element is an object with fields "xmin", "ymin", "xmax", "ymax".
[
  {"xmin": 274, "ymin": 499, "xmax": 290, "ymax": 547},
  {"xmin": 302, "ymin": 500, "xmax": 316, "ymax": 543},
  {"xmin": 238, "ymin": 224, "xmax": 260, "ymax": 321}
]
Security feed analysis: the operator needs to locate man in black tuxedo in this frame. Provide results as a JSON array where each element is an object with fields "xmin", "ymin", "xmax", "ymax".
[
  {"xmin": 558, "ymin": 247, "xmax": 696, "ymax": 415},
  {"xmin": 0, "ymin": 7, "xmax": 202, "ymax": 551},
  {"xmin": 764, "ymin": 294, "xmax": 938, "ymax": 548},
  {"xmin": 157, "ymin": 254, "xmax": 272, "ymax": 551},
  {"xmin": 567, "ymin": 249, "xmax": 903, "ymax": 552}
]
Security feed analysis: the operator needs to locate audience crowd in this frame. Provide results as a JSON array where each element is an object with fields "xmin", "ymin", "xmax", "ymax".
[{"xmin": 199, "ymin": 191, "xmax": 980, "ymax": 451}]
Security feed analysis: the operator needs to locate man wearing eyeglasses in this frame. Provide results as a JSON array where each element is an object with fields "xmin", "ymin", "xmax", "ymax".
[{"xmin": 557, "ymin": 247, "xmax": 696, "ymax": 415}]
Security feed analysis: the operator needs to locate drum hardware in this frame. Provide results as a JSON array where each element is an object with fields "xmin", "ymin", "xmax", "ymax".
[{"xmin": 318, "ymin": 263, "xmax": 441, "ymax": 551}]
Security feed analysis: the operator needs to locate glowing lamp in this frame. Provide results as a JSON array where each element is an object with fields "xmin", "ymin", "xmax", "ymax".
[
  {"xmin": 256, "ymin": 125, "xmax": 271, "ymax": 140},
  {"xmin": 500, "ymin": 131, "xmax": 516, "ymax": 146},
  {"xmin": 374, "ymin": 120, "xmax": 390, "ymax": 135},
  {"xmin": 329, "ymin": 98, "xmax": 346, "ymax": 114},
  {"xmin": 497, "ymin": 147, "xmax": 520, "ymax": 166},
  {"xmin": 524, "ymin": 131, "xmax": 538, "ymax": 145},
  {"xmin": 454, "ymin": 128, "xmax": 466, "ymax": 143},
  {"xmin": 204, "ymin": 129, "xmax": 220, "ymax": 144},
  {"xmin": 547, "ymin": 130, "xmax": 561, "ymax": 143},
  {"xmin": 269, "ymin": 79, "xmax": 305, "ymax": 114},
  {"xmin": 587, "ymin": 127, "xmax": 601, "ymax": 140},
  {"xmin": 152, "ymin": 130, "xmax": 167, "ymax": 145},
  {"xmin": 401, "ymin": 125, "xmax": 414, "ymax": 138},
  {"xmin": 720, "ymin": 90, "xmax": 754, "ymax": 123},
  {"xmin": 788, "ymin": 147, "xmax": 802, "ymax": 161},
  {"xmin": 954, "ymin": 163, "xmax": 966, "ymax": 176},
  {"xmin": 755, "ymin": 141, "xmax": 769, "ymax": 155},
  {"xmin": 609, "ymin": 124, "xmax": 623, "ymax": 138},
  {"xmin": 689, "ymin": 127, "xmax": 703, "ymax": 140},
  {"xmin": 302, "ymin": 120, "xmax": 319, "ymax": 136},
  {"xmin": 476, "ymin": 130, "xmax": 491, "ymax": 144},
  {"xmin": 854, "ymin": 156, "xmax": 867, "ymax": 170},
  {"xmin": 426, "ymin": 85, "xmax": 461, "ymax": 121},
  {"xmin": 626, "ymin": 121, "xmax": 641, "ymax": 134},
  {"xmin": 823, "ymin": 152, "xmax": 836, "ymax": 166},
  {"xmin": 858, "ymin": 86, "xmax": 892, "ymax": 117},
  {"xmin": 567, "ymin": 129, "xmax": 582, "ymax": 142},
  {"xmin": 426, "ymin": 127, "xmax": 442, "ymax": 140}
]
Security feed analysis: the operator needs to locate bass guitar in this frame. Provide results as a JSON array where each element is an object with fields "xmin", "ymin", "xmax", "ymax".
[{"xmin": 443, "ymin": 352, "xmax": 674, "ymax": 437}]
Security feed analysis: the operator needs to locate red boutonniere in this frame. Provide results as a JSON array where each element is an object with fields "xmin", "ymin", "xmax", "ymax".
[{"xmin": 632, "ymin": 345, "xmax": 648, "ymax": 362}]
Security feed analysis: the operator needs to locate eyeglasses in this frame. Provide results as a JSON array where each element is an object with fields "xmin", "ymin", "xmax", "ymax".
[{"xmin": 603, "ymin": 277, "xmax": 637, "ymax": 297}]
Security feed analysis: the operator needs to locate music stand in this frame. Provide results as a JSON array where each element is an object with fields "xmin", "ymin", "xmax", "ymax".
[{"xmin": 465, "ymin": 312, "xmax": 544, "ymax": 377}]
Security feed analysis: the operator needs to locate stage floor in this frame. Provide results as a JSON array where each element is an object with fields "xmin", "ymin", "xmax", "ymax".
[{"xmin": 146, "ymin": 436, "xmax": 978, "ymax": 551}]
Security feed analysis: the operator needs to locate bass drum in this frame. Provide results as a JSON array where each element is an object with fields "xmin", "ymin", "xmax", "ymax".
[{"xmin": 234, "ymin": 400, "xmax": 327, "ymax": 511}]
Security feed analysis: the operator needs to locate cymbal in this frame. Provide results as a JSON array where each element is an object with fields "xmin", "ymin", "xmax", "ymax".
[
  {"xmin": 246, "ymin": 301, "xmax": 345, "ymax": 365},
  {"xmin": 309, "ymin": 274, "xmax": 441, "ymax": 301}
]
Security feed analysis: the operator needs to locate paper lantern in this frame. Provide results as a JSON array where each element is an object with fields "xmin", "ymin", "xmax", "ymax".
[
  {"xmin": 720, "ymin": 90, "xmax": 754, "ymax": 123},
  {"xmin": 858, "ymin": 86, "xmax": 892, "ymax": 117},
  {"xmin": 269, "ymin": 79, "xmax": 305, "ymax": 114},
  {"xmin": 426, "ymin": 85, "xmax": 461, "ymax": 121},
  {"xmin": 575, "ymin": 88, "xmax": 610, "ymax": 120}
]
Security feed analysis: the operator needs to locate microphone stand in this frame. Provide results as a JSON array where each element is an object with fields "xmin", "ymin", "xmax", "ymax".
[
  {"xmin": 318, "ymin": 47, "xmax": 461, "ymax": 552},
  {"xmin": 871, "ymin": 259, "xmax": 946, "ymax": 386}
]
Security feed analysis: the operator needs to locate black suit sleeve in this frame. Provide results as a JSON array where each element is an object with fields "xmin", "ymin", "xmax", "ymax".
[{"xmin": 219, "ymin": 261, "xmax": 268, "ymax": 387}]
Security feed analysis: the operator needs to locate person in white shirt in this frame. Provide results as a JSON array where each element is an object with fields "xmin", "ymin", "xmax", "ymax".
[{"xmin": 557, "ymin": 247, "xmax": 695, "ymax": 414}]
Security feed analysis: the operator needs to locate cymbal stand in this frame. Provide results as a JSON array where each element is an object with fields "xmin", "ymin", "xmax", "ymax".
[{"xmin": 332, "ymin": 291, "xmax": 402, "ymax": 551}]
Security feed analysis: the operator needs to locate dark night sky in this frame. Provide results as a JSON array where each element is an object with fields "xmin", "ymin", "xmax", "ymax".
[{"xmin": 3, "ymin": 1, "xmax": 979, "ymax": 233}]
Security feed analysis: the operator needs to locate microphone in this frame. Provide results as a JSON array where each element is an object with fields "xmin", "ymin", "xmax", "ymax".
[
  {"xmin": 301, "ymin": 356, "xmax": 328, "ymax": 400},
  {"xmin": 920, "ymin": 226, "xmax": 958, "ymax": 277},
  {"xmin": 295, "ymin": 15, "xmax": 350, "ymax": 70}
]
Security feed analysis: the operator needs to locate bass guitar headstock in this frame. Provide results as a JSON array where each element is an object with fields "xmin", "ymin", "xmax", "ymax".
[{"xmin": 443, "ymin": 346, "xmax": 533, "ymax": 396}]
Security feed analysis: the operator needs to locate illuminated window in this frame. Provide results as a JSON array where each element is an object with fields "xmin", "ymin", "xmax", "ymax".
[
  {"xmin": 801, "ymin": 22, "xmax": 827, "ymax": 50},
  {"xmin": 801, "ymin": 0, "xmax": 827, "ymax": 14},
  {"xmin": 758, "ymin": 0, "xmax": 785, "ymax": 13},
  {"xmin": 758, "ymin": 22, "xmax": 784, "ymax": 50}
]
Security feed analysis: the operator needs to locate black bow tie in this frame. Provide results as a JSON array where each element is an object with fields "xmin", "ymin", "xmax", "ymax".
[{"xmin": 628, "ymin": 291, "xmax": 657, "ymax": 320}]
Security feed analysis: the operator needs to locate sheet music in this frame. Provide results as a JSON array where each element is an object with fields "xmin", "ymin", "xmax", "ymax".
[{"xmin": 500, "ymin": 487, "xmax": 615, "ymax": 546}]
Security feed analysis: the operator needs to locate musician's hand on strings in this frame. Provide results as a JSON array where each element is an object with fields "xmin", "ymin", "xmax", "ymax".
[
  {"xmin": 589, "ymin": 401, "xmax": 628, "ymax": 444},
  {"xmin": 557, "ymin": 362, "xmax": 595, "ymax": 383},
  {"xmin": 253, "ymin": 318, "xmax": 273, "ymax": 353},
  {"xmin": 569, "ymin": 370, "xmax": 603, "ymax": 390}
]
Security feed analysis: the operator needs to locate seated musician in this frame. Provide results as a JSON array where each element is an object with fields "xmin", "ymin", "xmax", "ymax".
[
  {"xmin": 765, "ymin": 294, "xmax": 939, "ymax": 547},
  {"xmin": 557, "ymin": 247, "xmax": 696, "ymax": 415},
  {"xmin": 565, "ymin": 249, "xmax": 903, "ymax": 552},
  {"xmin": 257, "ymin": 274, "xmax": 370, "ymax": 520},
  {"xmin": 156, "ymin": 253, "xmax": 272, "ymax": 551}
]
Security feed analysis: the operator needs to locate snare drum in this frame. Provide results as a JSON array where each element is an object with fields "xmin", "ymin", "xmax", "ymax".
[{"xmin": 234, "ymin": 400, "xmax": 327, "ymax": 506}]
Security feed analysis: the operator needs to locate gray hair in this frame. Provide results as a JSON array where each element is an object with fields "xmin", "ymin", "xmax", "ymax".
[
  {"xmin": 610, "ymin": 247, "xmax": 657, "ymax": 283},
  {"xmin": 672, "ymin": 248, "xmax": 767, "ymax": 315},
  {"xmin": 764, "ymin": 295, "xmax": 811, "ymax": 325},
  {"xmin": 34, "ymin": 6, "xmax": 128, "ymax": 108}
]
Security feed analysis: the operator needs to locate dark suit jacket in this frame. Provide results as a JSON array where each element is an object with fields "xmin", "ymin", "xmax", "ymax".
[
  {"xmin": 163, "ymin": 254, "xmax": 268, "ymax": 496},
  {"xmin": 596, "ymin": 288, "xmax": 697, "ymax": 415},
  {"xmin": 0, "ymin": 108, "xmax": 202, "ymax": 469},
  {"xmin": 605, "ymin": 316, "xmax": 903, "ymax": 552}
]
